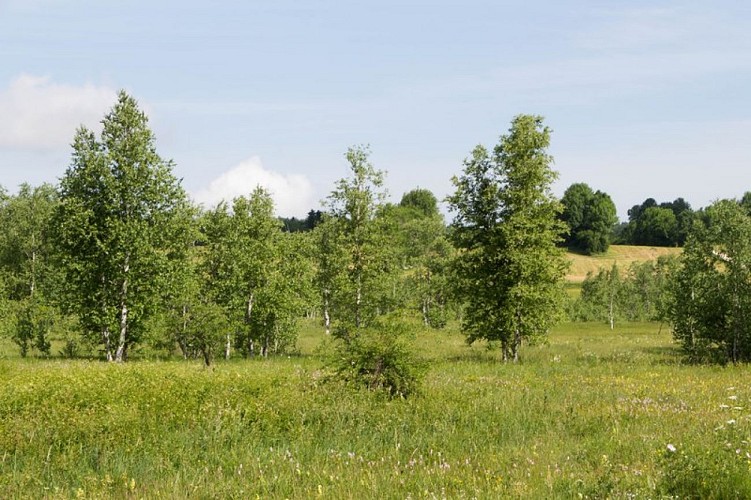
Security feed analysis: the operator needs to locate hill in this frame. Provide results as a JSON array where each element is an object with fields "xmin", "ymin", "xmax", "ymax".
[{"xmin": 566, "ymin": 245, "xmax": 681, "ymax": 282}]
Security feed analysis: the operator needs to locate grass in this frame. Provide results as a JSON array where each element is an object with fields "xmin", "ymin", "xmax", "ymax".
[
  {"xmin": 566, "ymin": 245, "xmax": 681, "ymax": 282},
  {"xmin": 2, "ymin": 320, "xmax": 751, "ymax": 498}
]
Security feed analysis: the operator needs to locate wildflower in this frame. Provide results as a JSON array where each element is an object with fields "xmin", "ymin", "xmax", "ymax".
[
  {"xmin": 729, "ymin": 395, "xmax": 738, "ymax": 401},
  {"xmin": 666, "ymin": 444, "xmax": 677, "ymax": 453},
  {"xmin": 727, "ymin": 419, "xmax": 737, "ymax": 425}
]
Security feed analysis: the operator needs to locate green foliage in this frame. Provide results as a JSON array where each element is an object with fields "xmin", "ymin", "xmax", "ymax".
[
  {"xmin": 448, "ymin": 115, "xmax": 568, "ymax": 361},
  {"xmin": 560, "ymin": 182, "xmax": 617, "ymax": 254},
  {"xmin": 570, "ymin": 256, "xmax": 679, "ymax": 326},
  {"xmin": 622, "ymin": 197, "xmax": 695, "ymax": 246},
  {"xmin": 12, "ymin": 298, "xmax": 54, "ymax": 357},
  {"xmin": 201, "ymin": 188, "xmax": 305, "ymax": 358},
  {"xmin": 0, "ymin": 183, "xmax": 60, "ymax": 301},
  {"xmin": 382, "ymin": 189, "xmax": 454, "ymax": 328},
  {"xmin": 668, "ymin": 199, "xmax": 751, "ymax": 363},
  {"xmin": 184, "ymin": 301, "xmax": 231, "ymax": 366},
  {"xmin": 328, "ymin": 317, "xmax": 425, "ymax": 398},
  {"xmin": 399, "ymin": 188, "xmax": 440, "ymax": 218},
  {"xmin": 574, "ymin": 264, "xmax": 625, "ymax": 328}
]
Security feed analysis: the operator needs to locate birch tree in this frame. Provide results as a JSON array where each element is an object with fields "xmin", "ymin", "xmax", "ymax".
[
  {"xmin": 448, "ymin": 115, "xmax": 568, "ymax": 362},
  {"xmin": 323, "ymin": 145, "xmax": 388, "ymax": 334},
  {"xmin": 668, "ymin": 199, "xmax": 751, "ymax": 363},
  {"xmin": 55, "ymin": 91, "xmax": 192, "ymax": 362}
]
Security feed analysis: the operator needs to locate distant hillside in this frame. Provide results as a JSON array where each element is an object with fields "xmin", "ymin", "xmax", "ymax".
[{"xmin": 566, "ymin": 245, "xmax": 681, "ymax": 282}]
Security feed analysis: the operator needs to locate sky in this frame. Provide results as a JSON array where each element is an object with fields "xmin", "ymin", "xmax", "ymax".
[{"xmin": 0, "ymin": 0, "xmax": 749, "ymax": 220}]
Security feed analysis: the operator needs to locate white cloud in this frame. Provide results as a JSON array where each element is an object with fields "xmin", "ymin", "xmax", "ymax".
[
  {"xmin": 0, "ymin": 74, "xmax": 117, "ymax": 150},
  {"xmin": 193, "ymin": 157, "xmax": 315, "ymax": 218}
]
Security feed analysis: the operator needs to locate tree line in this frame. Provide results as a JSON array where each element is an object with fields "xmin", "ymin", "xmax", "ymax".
[{"xmin": 2, "ymin": 91, "xmax": 751, "ymax": 374}]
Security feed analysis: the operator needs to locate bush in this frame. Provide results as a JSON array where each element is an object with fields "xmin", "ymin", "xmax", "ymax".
[{"xmin": 328, "ymin": 317, "xmax": 424, "ymax": 398}]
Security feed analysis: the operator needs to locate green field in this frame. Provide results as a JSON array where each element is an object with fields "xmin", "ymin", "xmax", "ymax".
[{"xmin": 2, "ymin": 321, "xmax": 751, "ymax": 498}]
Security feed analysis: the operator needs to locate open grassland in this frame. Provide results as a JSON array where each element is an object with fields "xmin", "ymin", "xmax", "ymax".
[
  {"xmin": 2, "ymin": 321, "xmax": 751, "ymax": 498},
  {"xmin": 566, "ymin": 245, "xmax": 681, "ymax": 282}
]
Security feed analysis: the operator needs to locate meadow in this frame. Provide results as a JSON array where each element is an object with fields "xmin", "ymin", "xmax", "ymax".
[{"xmin": 2, "ymin": 320, "xmax": 751, "ymax": 498}]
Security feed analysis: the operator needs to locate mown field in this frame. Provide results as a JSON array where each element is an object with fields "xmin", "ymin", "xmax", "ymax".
[
  {"xmin": 2, "ymin": 320, "xmax": 751, "ymax": 498},
  {"xmin": 566, "ymin": 245, "xmax": 681, "ymax": 282}
]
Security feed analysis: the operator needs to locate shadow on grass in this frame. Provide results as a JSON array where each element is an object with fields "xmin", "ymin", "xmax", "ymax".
[{"xmin": 637, "ymin": 345, "xmax": 685, "ymax": 365}]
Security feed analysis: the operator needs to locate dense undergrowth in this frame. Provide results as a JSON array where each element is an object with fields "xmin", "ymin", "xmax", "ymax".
[{"xmin": 2, "ymin": 321, "xmax": 751, "ymax": 498}]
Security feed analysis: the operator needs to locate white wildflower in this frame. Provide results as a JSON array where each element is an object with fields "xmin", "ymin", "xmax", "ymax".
[{"xmin": 666, "ymin": 444, "xmax": 677, "ymax": 453}]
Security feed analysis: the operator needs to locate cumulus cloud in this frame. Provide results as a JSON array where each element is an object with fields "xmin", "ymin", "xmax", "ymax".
[
  {"xmin": 193, "ymin": 157, "xmax": 315, "ymax": 218},
  {"xmin": 0, "ymin": 74, "xmax": 117, "ymax": 150}
]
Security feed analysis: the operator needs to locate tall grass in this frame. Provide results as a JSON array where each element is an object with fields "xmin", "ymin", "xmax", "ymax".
[{"xmin": 2, "ymin": 321, "xmax": 750, "ymax": 497}]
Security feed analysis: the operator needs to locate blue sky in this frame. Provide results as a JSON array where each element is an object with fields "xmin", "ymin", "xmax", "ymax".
[{"xmin": 1, "ymin": 0, "xmax": 749, "ymax": 219}]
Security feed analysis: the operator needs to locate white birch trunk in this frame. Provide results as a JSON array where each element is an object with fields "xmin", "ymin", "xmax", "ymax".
[
  {"xmin": 115, "ymin": 256, "xmax": 130, "ymax": 363},
  {"xmin": 355, "ymin": 274, "xmax": 362, "ymax": 328},
  {"xmin": 246, "ymin": 293, "xmax": 254, "ymax": 357},
  {"xmin": 103, "ymin": 327, "xmax": 113, "ymax": 362},
  {"xmin": 323, "ymin": 292, "xmax": 331, "ymax": 335}
]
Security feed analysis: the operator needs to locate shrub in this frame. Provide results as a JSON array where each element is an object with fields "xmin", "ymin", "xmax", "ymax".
[{"xmin": 328, "ymin": 317, "xmax": 424, "ymax": 398}]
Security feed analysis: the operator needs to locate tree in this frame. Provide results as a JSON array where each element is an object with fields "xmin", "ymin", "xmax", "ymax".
[
  {"xmin": 668, "ymin": 200, "xmax": 751, "ymax": 363},
  {"xmin": 323, "ymin": 145, "xmax": 389, "ymax": 333},
  {"xmin": 560, "ymin": 182, "xmax": 617, "ymax": 254},
  {"xmin": 55, "ymin": 91, "xmax": 193, "ymax": 362},
  {"xmin": 399, "ymin": 188, "xmax": 440, "ymax": 218},
  {"xmin": 447, "ymin": 115, "xmax": 568, "ymax": 361},
  {"xmin": 622, "ymin": 197, "xmax": 693, "ymax": 246},
  {"xmin": 740, "ymin": 192, "xmax": 751, "ymax": 216},
  {"xmin": 635, "ymin": 206, "xmax": 677, "ymax": 246}
]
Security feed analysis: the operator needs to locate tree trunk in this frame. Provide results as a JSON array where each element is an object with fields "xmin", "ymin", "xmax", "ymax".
[
  {"xmin": 103, "ymin": 327, "xmax": 113, "ymax": 362},
  {"xmin": 355, "ymin": 273, "xmax": 362, "ymax": 328},
  {"xmin": 177, "ymin": 305, "xmax": 189, "ymax": 359},
  {"xmin": 246, "ymin": 293, "xmax": 254, "ymax": 358},
  {"xmin": 30, "ymin": 242, "xmax": 36, "ymax": 298},
  {"xmin": 513, "ymin": 310, "xmax": 522, "ymax": 363},
  {"xmin": 224, "ymin": 332, "xmax": 231, "ymax": 360},
  {"xmin": 115, "ymin": 256, "xmax": 130, "ymax": 363},
  {"xmin": 323, "ymin": 292, "xmax": 331, "ymax": 335}
]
